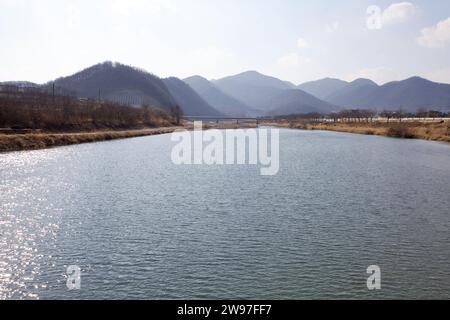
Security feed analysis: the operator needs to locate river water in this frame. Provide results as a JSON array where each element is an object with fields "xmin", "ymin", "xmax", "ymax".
[{"xmin": 0, "ymin": 128, "xmax": 449, "ymax": 299}]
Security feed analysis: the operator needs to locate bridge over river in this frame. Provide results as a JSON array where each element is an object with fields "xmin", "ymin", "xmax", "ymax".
[{"xmin": 182, "ymin": 116, "xmax": 274, "ymax": 126}]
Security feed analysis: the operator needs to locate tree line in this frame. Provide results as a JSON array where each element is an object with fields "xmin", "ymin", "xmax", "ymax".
[
  {"xmin": 274, "ymin": 108, "xmax": 450, "ymax": 123},
  {"xmin": 0, "ymin": 85, "xmax": 180, "ymax": 131}
]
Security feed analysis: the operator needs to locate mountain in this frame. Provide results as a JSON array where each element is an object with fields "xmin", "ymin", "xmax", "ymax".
[
  {"xmin": 215, "ymin": 70, "xmax": 296, "ymax": 90},
  {"xmin": 326, "ymin": 77, "xmax": 450, "ymax": 112},
  {"xmin": 266, "ymin": 89, "xmax": 338, "ymax": 116},
  {"xmin": 298, "ymin": 78, "xmax": 349, "ymax": 100},
  {"xmin": 325, "ymin": 78, "xmax": 379, "ymax": 107},
  {"xmin": 213, "ymin": 71, "xmax": 296, "ymax": 110},
  {"xmin": 183, "ymin": 75, "xmax": 257, "ymax": 117},
  {"xmin": 0, "ymin": 81, "xmax": 40, "ymax": 88},
  {"xmin": 372, "ymin": 77, "xmax": 450, "ymax": 111},
  {"xmin": 163, "ymin": 77, "xmax": 222, "ymax": 117},
  {"xmin": 8, "ymin": 62, "xmax": 450, "ymax": 115},
  {"xmin": 53, "ymin": 62, "xmax": 176, "ymax": 109}
]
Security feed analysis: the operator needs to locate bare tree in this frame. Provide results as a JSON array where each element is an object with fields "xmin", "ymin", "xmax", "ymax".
[
  {"xmin": 380, "ymin": 110, "xmax": 395, "ymax": 123},
  {"xmin": 170, "ymin": 105, "xmax": 183, "ymax": 125},
  {"xmin": 0, "ymin": 85, "xmax": 172, "ymax": 130}
]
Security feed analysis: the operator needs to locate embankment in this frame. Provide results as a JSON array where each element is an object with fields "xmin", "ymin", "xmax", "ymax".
[
  {"xmin": 0, "ymin": 122, "xmax": 258, "ymax": 153},
  {"xmin": 268, "ymin": 121, "xmax": 450, "ymax": 143},
  {"xmin": 0, "ymin": 127, "xmax": 182, "ymax": 152}
]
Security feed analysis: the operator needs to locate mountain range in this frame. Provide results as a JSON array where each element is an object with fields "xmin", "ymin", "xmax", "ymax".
[
  {"xmin": 183, "ymin": 75, "xmax": 257, "ymax": 117},
  {"xmin": 0, "ymin": 81, "xmax": 40, "ymax": 88},
  {"xmin": 208, "ymin": 71, "xmax": 338, "ymax": 115},
  {"xmin": 49, "ymin": 62, "xmax": 220, "ymax": 116},
  {"xmin": 298, "ymin": 78, "xmax": 349, "ymax": 100},
  {"xmin": 3, "ymin": 61, "xmax": 450, "ymax": 117},
  {"xmin": 163, "ymin": 77, "xmax": 221, "ymax": 117},
  {"xmin": 325, "ymin": 77, "xmax": 450, "ymax": 112},
  {"xmin": 212, "ymin": 71, "xmax": 296, "ymax": 111},
  {"xmin": 299, "ymin": 77, "xmax": 450, "ymax": 112},
  {"xmin": 266, "ymin": 89, "xmax": 338, "ymax": 116}
]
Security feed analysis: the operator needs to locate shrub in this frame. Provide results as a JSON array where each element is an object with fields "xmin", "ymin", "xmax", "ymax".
[{"xmin": 386, "ymin": 125, "xmax": 415, "ymax": 139}]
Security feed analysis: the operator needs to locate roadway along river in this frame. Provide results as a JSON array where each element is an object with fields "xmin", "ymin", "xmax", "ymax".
[{"xmin": 0, "ymin": 128, "xmax": 449, "ymax": 299}]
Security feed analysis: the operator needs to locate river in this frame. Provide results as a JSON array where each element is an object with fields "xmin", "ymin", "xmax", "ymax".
[{"xmin": 1, "ymin": 128, "xmax": 449, "ymax": 299}]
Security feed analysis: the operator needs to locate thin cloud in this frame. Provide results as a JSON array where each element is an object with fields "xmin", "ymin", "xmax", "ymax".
[
  {"xmin": 417, "ymin": 17, "xmax": 450, "ymax": 48},
  {"xmin": 367, "ymin": 2, "xmax": 418, "ymax": 30},
  {"xmin": 381, "ymin": 2, "xmax": 418, "ymax": 26}
]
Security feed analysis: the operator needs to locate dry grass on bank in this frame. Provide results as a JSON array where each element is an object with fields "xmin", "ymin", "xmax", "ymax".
[
  {"xmin": 270, "ymin": 121, "xmax": 450, "ymax": 143},
  {"xmin": 0, "ymin": 127, "xmax": 183, "ymax": 152},
  {"xmin": 0, "ymin": 122, "xmax": 259, "ymax": 153}
]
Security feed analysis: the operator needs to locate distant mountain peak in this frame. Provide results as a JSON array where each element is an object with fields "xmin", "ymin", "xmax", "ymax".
[
  {"xmin": 0, "ymin": 81, "xmax": 40, "ymax": 87},
  {"xmin": 213, "ymin": 71, "xmax": 296, "ymax": 109},
  {"xmin": 184, "ymin": 75, "xmax": 208, "ymax": 81},
  {"xmin": 217, "ymin": 70, "xmax": 295, "ymax": 87},
  {"xmin": 219, "ymin": 70, "xmax": 270, "ymax": 81},
  {"xmin": 183, "ymin": 75, "xmax": 213, "ymax": 85},
  {"xmin": 323, "ymin": 77, "xmax": 345, "ymax": 81},
  {"xmin": 298, "ymin": 78, "xmax": 349, "ymax": 100},
  {"xmin": 325, "ymin": 76, "xmax": 450, "ymax": 112},
  {"xmin": 350, "ymin": 78, "xmax": 378, "ymax": 86},
  {"xmin": 53, "ymin": 62, "xmax": 176, "ymax": 109},
  {"xmin": 402, "ymin": 76, "xmax": 432, "ymax": 84},
  {"xmin": 184, "ymin": 75, "xmax": 257, "ymax": 117},
  {"xmin": 240, "ymin": 70, "xmax": 264, "ymax": 76},
  {"xmin": 267, "ymin": 88, "xmax": 338, "ymax": 116},
  {"xmin": 163, "ymin": 77, "xmax": 222, "ymax": 117}
]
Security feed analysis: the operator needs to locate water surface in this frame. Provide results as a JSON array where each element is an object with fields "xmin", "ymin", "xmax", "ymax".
[{"xmin": 1, "ymin": 128, "xmax": 449, "ymax": 299}]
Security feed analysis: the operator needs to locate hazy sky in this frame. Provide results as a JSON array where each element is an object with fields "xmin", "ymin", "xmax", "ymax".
[{"xmin": 1, "ymin": 0, "xmax": 450, "ymax": 84}]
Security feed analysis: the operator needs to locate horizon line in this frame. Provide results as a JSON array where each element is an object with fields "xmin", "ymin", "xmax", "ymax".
[{"xmin": 2, "ymin": 60, "xmax": 450, "ymax": 87}]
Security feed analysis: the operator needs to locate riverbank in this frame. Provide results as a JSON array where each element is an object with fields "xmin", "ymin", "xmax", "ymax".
[
  {"xmin": 0, "ymin": 122, "xmax": 257, "ymax": 152},
  {"xmin": 266, "ymin": 121, "xmax": 450, "ymax": 143},
  {"xmin": 0, "ymin": 127, "xmax": 183, "ymax": 152}
]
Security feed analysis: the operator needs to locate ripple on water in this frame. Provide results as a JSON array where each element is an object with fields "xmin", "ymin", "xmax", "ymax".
[{"xmin": 1, "ymin": 130, "xmax": 450, "ymax": 299}]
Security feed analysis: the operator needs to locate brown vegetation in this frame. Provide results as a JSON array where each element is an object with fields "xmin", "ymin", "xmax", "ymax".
[
  {"xmin": 0, "ymin": 85, "xmax": 173, "ymax": 131},
  {"xmin": 0, "ymin": 85, "xmax": 189, "ymax": 152},
  {"xmin": 0, "ymin": 127, "xmax": 183, "ymax": 152},
  {"xmin": 0, "ymin": 120, "xmax": 258, "ymax": 152},
  {"xmin": 276, "ymin": 121, "xmax": 450, "ymax": 143},
  {"xmin": 266, "ymin": 108, "xmax": 450, "ymax": 143}
]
